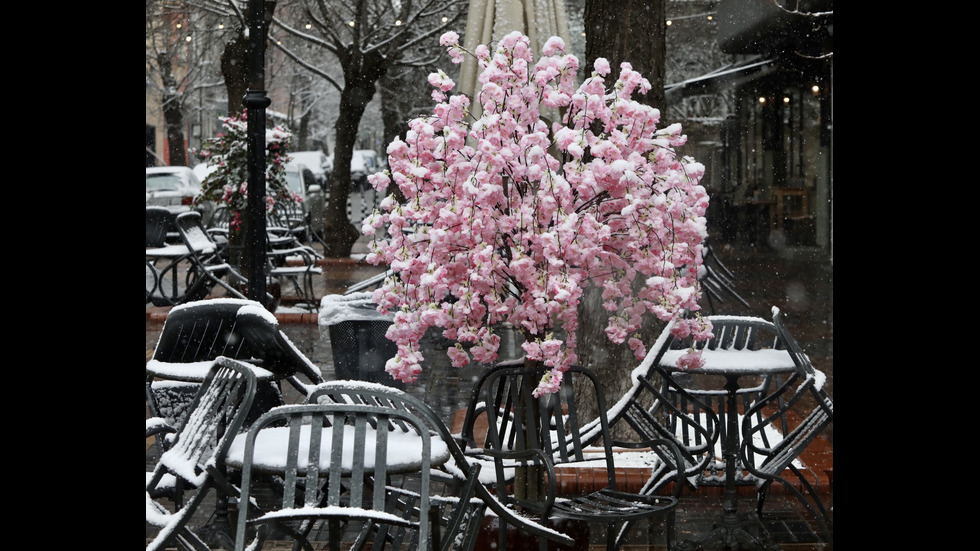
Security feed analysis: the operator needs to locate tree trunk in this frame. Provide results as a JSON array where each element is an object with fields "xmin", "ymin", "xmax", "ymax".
[
  {"xmin": 579, "ymin": 0, "xmax": 668, "ymax": 429},
  {"xmin": 221, "ymin": 1, "xmax": 278, "ymax": 115},
  {"xmin": 584, "ymin": 0, "xmax": 667, "ymax": 110},
  {"xmin": 221, "ymin": 32, "xmax": 249, "ymax": 115},
  {"xmin": 322, "ymin": 47, "xmax": 388, "ymax": 258},
  {"xmin": 158, "ymin": 53, "xmax": 187, "ymax": 167},
  {"xmin": 298, "ymin": 109, "xmax": 312, "ymax": 151}
]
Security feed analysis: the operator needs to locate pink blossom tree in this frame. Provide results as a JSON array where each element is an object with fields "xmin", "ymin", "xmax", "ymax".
[{"xmin": 363, "ymin": 31, "xmax": 712, "ymax": 396}]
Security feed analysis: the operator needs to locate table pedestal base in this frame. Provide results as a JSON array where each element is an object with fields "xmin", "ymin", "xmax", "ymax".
[{"xmin": 674, "ymin": 515, "xmax": 781, "ymax": 550}]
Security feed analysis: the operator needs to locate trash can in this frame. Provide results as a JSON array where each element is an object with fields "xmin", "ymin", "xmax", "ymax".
[{"xmin": 319, "ymin": 292, "xmax": 402, "ymax": 388}]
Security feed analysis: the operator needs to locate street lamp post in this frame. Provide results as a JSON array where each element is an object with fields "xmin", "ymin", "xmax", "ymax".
[{"xmin": 244, "ymin": 0, "xmax": 272, "ymax": 306}]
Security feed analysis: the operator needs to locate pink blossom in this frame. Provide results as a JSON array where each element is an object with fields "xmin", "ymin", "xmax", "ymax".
[
  {"xmin": 676, "ymin": 350, "xmax": 706, "ymax": 370},
  {"xmin": 440, "ymin": 31, "xmax": 459, "ymax": 47},
  {"xmin": 593, "ymin": 57, "xmax": 611, "ymax": 76},
  {"xmin": 365, "ymin": 31, "xmax": 710, "ymax": 394}
]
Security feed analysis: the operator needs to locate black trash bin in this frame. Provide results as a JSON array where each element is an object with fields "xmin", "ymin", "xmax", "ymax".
[{"xmin": 319, "ymin": 292, "xmax": 403, "ymax": 388}]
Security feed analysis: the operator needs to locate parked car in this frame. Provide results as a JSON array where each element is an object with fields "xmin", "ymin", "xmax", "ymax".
[
  {"xmin": 320, "ymin": 150, "xmax": 373, "ymax": 191},
  {"xmin": 355, "ymin": 149, "xmax": 384, "ymax": 172},
  {"xmin": 350, "ymin": 150, "xmax": 369, "ymax": 191},
  {"xmin": 146, "ymin": 166, "xmax": 214, "ymax": 224},
  {"xmin": 192, "ymin": 162, "xmax": 217, "ymax": 183},
  {"xmin": 287, "ymin": 150, "xmax": 330, "ymax": 186},
  {"xmin": 283, "ymin": 162, "xmax": 326, "ymax": 238}
]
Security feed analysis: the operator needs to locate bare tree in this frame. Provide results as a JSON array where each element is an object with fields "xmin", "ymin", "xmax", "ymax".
[
  {"xmin": 269, "ymin": 0, "xmax": 467, "ymax": 257},
  {"xmin": 146, "ymin": 0, "xmax": 229, "ymax": 166}
]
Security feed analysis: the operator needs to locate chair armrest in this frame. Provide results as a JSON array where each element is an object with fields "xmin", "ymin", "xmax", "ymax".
[
  {"xmin": 470, "ymin": 477, "xmax": 576, "ymax": 548},
  {"xmin": 146, "ymin": 417, "xmax": 175, "ymax": 439},
  {"xmin": 610, "ymin": 436, "xmax": 688, "ymax": 498},
  {"xmin": 480, "ymin": 447, "xmax": 559, "ymax": 518}
]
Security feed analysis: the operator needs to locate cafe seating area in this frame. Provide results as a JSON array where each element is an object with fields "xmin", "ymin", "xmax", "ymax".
[
  {"xmin": 147, "ymin": 302, "xmax": 832, "ymax": 550},
  {"xmin": 147, "ymin": 225, "xmax": 833, "ymax": 550}
]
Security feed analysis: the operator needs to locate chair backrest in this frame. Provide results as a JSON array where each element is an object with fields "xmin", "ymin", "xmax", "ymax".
[
  {"xmin": 207, "ymin": 205, "xmax": 231, "ymax": 233},
  {"xmin": 234, "ymin": 399, "xmax": 439, "ymax": 550},
  {"xmin": 156, "ymin": 357, "xmax": 258, "ymax": 481},
  {"xmin": 304, "ymin": 380, "xmax": 577, "ymax": 550},
  {"xmin": 151, "ymin": 299, "xmax": 257, "ymax": 365},
  {"xmin": 150, "ymin": 298, "xmax": 324, "ymax": 380},
  {"xmin": 234, "ymin": 302, "xmax": 324, "ymax": 392},
  {"xmin": 146, "ymin": 358, "xmax": 258, "ymax": 551},
  {"xmin": 146, "ymin": 206, "xmax": 174, "ymax": 248},
  {"xmin": 175, "ymin": 210, "xmax": 219, "ymax": 256},
  {"xmin": 473, "ymin": 364, "xmax": 620, "ymax": 496}
]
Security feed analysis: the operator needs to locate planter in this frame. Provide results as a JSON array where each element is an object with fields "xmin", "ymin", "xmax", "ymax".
[
  {"xmin": 320, "ymin": 292, "xmax": 403, "ymax": 388},
  {"xmin": 327, "ymin": 319, "xmax": 402, "ymax": 388}
]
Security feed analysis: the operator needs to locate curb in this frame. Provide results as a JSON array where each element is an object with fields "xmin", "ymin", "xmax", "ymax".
[{"xmin": 146, "ymin": 306, "xmax": 318, "ymax": 325}]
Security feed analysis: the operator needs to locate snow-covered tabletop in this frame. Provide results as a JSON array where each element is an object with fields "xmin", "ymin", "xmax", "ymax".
[{"xmin": 659, "ymin": 348, "xmax": 797, "ymax": 375}]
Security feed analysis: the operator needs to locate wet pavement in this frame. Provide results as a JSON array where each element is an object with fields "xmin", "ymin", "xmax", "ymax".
[{"xmin": 147, "ymin": 234, "xmax": 833, "ymax": 550}]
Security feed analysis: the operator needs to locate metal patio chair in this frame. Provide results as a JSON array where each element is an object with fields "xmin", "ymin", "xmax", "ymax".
[
  {"xmin": 206, "ymin": 205, "xmax": 323, "ymax": 309},
  {"xmin": 146, "ymin": 357, "xmax": 259, "ymax": 551},
  {"xmin": 462, "ymin": 362, "xmax": 683, "ymax": 551},
  {"xmin": 147, "ymin": 207, "xmax": 195, "ymax": 307},
  {"xmin": 174, "ymin": 211, "xmax": 252, "ymax": 303},
  {"xmin": 226, "ymin": 380, "xmax": 575, "ymax": 551},
  {"xmin": 740, "ymin": 308, "xmax": 834, "ymax": 545},
  {"xmin": 698, "ymin": 243, "xmax": 751, "ymax": 313},
  {"xmin": 274, "ymin": 198, "xmax": 329, "ymax": 250},
  {"xmin": 300, "ymin": 381, "xmax": 577, "ymax": 551},
  {"xmin": 229, "ymin": 401, "xmax": 452, "ymax": 551},
  {"xmin": 146, "ymin": 298, "xmax": 325, "ymax": 437}
]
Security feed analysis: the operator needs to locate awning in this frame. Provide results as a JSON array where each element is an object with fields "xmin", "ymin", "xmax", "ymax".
[{"xmin": 665, "ymin": 57, "xmax": 776, "ymax": 99}]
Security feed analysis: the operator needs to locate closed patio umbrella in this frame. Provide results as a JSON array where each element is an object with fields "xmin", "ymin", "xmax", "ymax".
[{"xmin": 457, "ymin": 0, "xmax": 572, "ymax": 110}]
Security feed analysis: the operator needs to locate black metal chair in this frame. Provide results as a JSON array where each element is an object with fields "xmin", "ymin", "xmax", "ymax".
[
  {"xmin": 146, "ymin": 206, "xmax": 174, "ymax": 248},
  {"xmin": 174, "ymin": 211, "xmax": 252, "ymax": 304},
  {"xmin": 230, "ymin": 401, "xmax": 451, "ymax": 551},
  {"xmin": 204, "ymin": 204, "xmax": 231, "ymax": 255},
  {"xmin": 206, "ymin": 205, "xmax": 322, "ymax": 309},
  {"xmin": 274, "ymin": 198, "xmax": 329, "ymax": 250},
  {"xmin": 146, "ymin": 298, "xmax": 324, "ymax": 436},
  {"xmin": 298, "ymin": 381, "xmax": 578, "ymax": 551},
  {"xmin": 264, "ymin": 239, "xmax": 323, "ymax": 311},
  {"xmin": 698, "ymin": 243, "xmax": 751, "ymax": 313},
  {"xmin": 740, "ymin": 308, "xmax": 833, "ymax": 545},
  {"xmin": 146, "ymin": 357, "xmax": 259, "ymax": 551},
  {"xmin": 147, "ymin": 207, "xmax": 188, "ymax": 306},
  {"xmin": 463, "ymin": 362, "xmax": 683, "ymax": 551}
]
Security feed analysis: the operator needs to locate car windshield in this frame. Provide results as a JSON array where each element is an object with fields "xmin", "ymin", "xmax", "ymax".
[
  {"xmin": 146, "ymin": 173, "xmax": 184, "ymax": 191},
  {"xmin": 284, "ymin": 170, "xmax": 304, "ymax": 195}
]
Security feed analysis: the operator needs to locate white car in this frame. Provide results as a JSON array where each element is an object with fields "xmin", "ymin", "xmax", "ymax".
[
  {"xmin": 146, "ymin": 166, "xmax": 214, "ymax": 224},
  {"xmin": 283, "ymin": 162, "xmax": 326, "ymax": 238},
  {"xmin": 287, "ymin": 151, "xmax": 330, "ymax": 185},
  {"xmin": 350, "ymin": 150, "xmax": 370, "ymax": 191}
]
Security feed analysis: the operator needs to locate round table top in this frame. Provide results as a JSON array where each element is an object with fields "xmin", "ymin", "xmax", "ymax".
[{"xmin": 659, "ymin": 348, "xmax": 797, "ymax": 376}]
